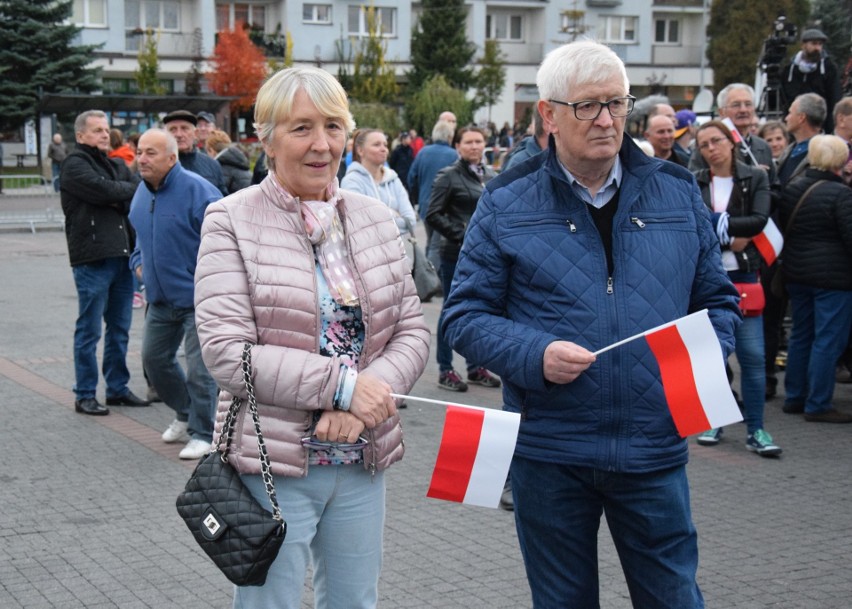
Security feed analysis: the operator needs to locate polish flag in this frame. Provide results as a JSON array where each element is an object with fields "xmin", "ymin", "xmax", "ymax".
[
  {"xmin": 721, "ymin": 117, "xmax": 744, "ymax": 144},
  {"xmin": 643, "ymin": 310, "xmax": 743, "ymax": 437},
  {"xmin": 427, "ymin": 405, "xmax": 520, "ymax": 508},
  {"xmin": 752, "ymin": 218, "xmax": 784, "ymax": 266}
]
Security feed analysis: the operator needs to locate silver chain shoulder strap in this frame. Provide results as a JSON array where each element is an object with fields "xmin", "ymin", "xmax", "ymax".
[{"xmin": 216, "ymin": 343, "xmax": 283, "ymax": 523}]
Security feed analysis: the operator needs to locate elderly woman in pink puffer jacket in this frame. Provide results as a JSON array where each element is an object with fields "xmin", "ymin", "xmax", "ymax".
[{"xmin": 194, "ymin": 67, "xmax": 430, "ymax": 609}]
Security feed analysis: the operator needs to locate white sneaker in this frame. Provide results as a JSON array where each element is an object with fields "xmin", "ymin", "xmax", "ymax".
[
  {"xmin": 179, "ymin": 438, "xmax": 211, "ymax": 460},
  {"xmin": 162, "ymin": 419, "xmax": 189, "ymax": 443}
]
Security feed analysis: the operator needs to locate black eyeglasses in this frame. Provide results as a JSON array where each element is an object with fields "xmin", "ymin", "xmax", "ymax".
[{"xmin": 549, "ymin": 96, "xmax": 636, "ymax": 121}]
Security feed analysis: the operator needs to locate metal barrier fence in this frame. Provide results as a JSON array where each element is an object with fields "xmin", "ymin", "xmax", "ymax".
[{"xmin": 0, "ymin": 174, "xmax": 63, "ymax": 233}]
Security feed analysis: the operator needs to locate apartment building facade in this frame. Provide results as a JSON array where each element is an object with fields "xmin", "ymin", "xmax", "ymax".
[{"xmin": 71, "ymin": 0, "xmax": 712, "ymax": 129}]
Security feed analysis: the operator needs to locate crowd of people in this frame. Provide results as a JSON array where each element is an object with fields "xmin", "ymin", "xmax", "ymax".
[{"xmin": 52, "ymin": 26, "xmax": 851, "ymax": 609}]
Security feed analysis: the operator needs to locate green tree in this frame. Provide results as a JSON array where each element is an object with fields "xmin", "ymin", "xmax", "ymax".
[
  {"xmin": 134, "ymin": 28, "xmax": 167, "ymax": 95},
  {"xmin": 475, "ymin": 40, "xmax": 506, "ymax": 121},
  {"xmin": 810, "ymin": 0, "xmax": 852, "ymax": 71},
  {"xmin": 405, "ymin": 74, "xmax": 471, "ymax": 135},
  {"xmin": 184, "ymin": 28, "xmax": 204, "ymax": 96},
  {"xmin": 350, "ymin": 101, "xmax": 400, "ymax": 135},
  {"xmin": 351, "ymin": 5, "xmax": 398, "ymax": 104},
  {"xmin": 0, "ymin": 0, "xmax": 101, "ymax": 131},
  {"xmin": 707, "ymin": 0, "xmax": 809, "ymax": 96},
  {"xmin": 408, "ymin": 0, "xmax": 475, "ymax": 91}
]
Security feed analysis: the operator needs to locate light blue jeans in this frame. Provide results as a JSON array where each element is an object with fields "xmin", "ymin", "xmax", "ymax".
[
  {"xmin": 234, "ymin": 466, "xmax": 386, "ymax": 609},
  {"xmin": 733, "ymin": 315, "xmax": 766, "ymax": 434}
]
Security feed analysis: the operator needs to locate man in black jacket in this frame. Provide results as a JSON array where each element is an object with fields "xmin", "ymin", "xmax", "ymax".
[
  {"xmin": 781, "ymin": 28, "xmax": 842, "ymax": 133},
  {"xmin": 60, "ymin": 110, "xmax": 149, "ymax": 415}
]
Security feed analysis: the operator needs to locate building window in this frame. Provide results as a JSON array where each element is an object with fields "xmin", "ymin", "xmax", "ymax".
[
  {"xmin": 597, "ymin": 16, "xmax": 637, "ymax": 44},
  {"xmin": 72, "ymin": 0, "xmax": 107, "ymax": 27},
  {"xmin": 347, "ymin": 5, "xmax": 396, "ymax": 37},
  {"xmin": 216, "ymin": 3, "xmax": 267, "ymax": 30},
  {"xmin": 303, "ymin": 3, "xmax": 331, "ymax": 24},
  {"xmin": 125, "ymin": 0, "xmax": 179, "ymax": 31},
  {"xmin": 655, "ymin": 19, "xmax": 679, "ymax": 44},
  {"xmin": 485, "ymin": 12, "xmax": 523, "ymax": 42}
]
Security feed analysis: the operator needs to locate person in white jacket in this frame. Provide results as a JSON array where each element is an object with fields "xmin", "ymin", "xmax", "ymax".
[{"xmin": 341, "ymin": 128, "xmax": 418, "ymax": 237}]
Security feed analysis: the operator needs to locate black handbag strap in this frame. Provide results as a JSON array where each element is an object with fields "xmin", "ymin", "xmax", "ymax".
[
  {"xmin": 781, "ymin": 180, "xmax": 826, "ymax": 238},
  {"xmin": 216, "ymin": 343, "xmax": 283, "ymax": 523}
]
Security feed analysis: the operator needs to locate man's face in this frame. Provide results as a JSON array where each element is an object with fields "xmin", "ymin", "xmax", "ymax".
[
  {"xmin": 540, "ymin": 78, "xmax": 626, "ymax": 170},
  {"xmin": 645, "ymin": 115, "xmax": 675, "ymax": 158},
  {"xmin": 196, "ymin": 120, "xmax": 212, "ymax": 143},
  {"xmin": 166, "ymin": 119, "xmax": 196, "ymax": 153},
  {"xmin": 802, "ymin": 40, "xmax": 824, "ymax": 62},
  {"xmin": 137, "ymin": 131, "xmax": 177, "ymax": 187},
  {"xmin": 719, "ymin": 89, "xmax": 755, "ymax": 133},
  {"xmin": 77, "ymin": 116, "xmax": 111, "ymax": 152},
  {"xmin": 785, "ymin": 100, "xmax": 805, "ymax": 138},
  {"xmin": 655, "ymin": 104, "xmax": 677, "ymax": 128}
]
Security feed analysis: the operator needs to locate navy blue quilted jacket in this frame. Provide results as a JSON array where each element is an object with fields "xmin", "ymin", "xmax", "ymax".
[{"xmin": 442, "ymin": 137, "xmax": 741, "ymax": 473}]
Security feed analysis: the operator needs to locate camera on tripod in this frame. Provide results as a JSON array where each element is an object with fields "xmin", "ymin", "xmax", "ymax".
[
  {"xmin": 758, "ymin": 16, "xmax": 798, "ymax": 85},
  {"xmin": 757, "ymin": 15, "xmax": 798, "ymax": 115}
]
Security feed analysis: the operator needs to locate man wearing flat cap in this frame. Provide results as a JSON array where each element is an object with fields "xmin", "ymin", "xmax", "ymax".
[
  {"xmin": 161, "ymin": 110, "xmax": 227, "ymax": 195},
  {"xmin": 781, "ymin": 28, "xmax": 842, "ymax": 132}
]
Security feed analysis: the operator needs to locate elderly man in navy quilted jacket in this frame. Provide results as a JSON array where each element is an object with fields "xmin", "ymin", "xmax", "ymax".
[{"xmin": 443, "ymin": 40, "xmax": 741, "ymax": 609}]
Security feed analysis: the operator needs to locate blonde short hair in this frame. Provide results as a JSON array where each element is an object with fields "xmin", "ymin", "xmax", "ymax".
[
  {"xmin": 253, "ymin": 67, "xmax": 355, "ymax": 146},
  {"xmin": 807, "ymin": 134, "xmax": 849, "ymax": 172}
]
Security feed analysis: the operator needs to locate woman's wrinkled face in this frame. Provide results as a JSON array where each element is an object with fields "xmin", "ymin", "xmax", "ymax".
[
  {"xmin": 359, "ymin": 131, "xmax": 388, "ymax": 168},
  {"xmin": 265, "ymin": 89, "xmax": 346, "ymax": 200}
]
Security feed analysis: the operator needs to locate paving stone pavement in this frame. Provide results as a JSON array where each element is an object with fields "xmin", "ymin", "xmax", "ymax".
[{"xmin": 0, "ymin": 225, "xmax": 850, "ymax": 609}]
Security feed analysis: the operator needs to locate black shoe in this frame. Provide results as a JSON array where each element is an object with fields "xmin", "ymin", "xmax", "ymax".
[
  {"xmin": 782, "ymin": 401, "xmax": 805, "ymax": 414},
  {"xmin": 74, "ymin": 398, "xmax": 109, "ymax": 416},
  {"xmin": 106, "ymin": 391, "xmax": 150, "ymax": 407}
]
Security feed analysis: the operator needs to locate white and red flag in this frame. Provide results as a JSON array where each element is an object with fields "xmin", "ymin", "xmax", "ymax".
[
  {"xmin": 721, "ymin": 117, "xmax": 760, "ymax": 166},
  {"xmin": 751, "ymin": 217, "xmax": 784, "ymax": 266},
  {"xmin": 426, "ymin": 404, "xmax": 520, "ymax": 508},
  {"xmin": 594, "ymin": 309, "xmax": 742, "ymax": 437}
]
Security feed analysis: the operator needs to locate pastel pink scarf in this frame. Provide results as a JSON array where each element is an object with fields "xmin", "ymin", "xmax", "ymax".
[{"xmin": 270, "ymin": 176, "xmax": 359, "ymax": 306}]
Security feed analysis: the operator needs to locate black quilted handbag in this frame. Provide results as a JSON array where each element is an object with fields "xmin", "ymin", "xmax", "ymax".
[{"xmin": 176, "ymin": 344, "xmax": 286, "ymax": 586}]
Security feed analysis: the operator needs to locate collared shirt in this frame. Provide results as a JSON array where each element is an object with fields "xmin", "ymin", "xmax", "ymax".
[{"xmin": 558, "ymin": 155, "xmax": 623, "ymax": 209}]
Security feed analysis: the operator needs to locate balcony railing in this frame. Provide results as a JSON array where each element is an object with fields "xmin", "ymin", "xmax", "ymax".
[
  {"xmin": 652, "ymin": 0, "xmax": 704, "ymax": 6},
  {"xmin": 125, "ymin": 30, "xmax": 196, "ymax": 55},
  {"xmin": 652, "ymin": 44, "xmax": 704, "ymax": 65}
]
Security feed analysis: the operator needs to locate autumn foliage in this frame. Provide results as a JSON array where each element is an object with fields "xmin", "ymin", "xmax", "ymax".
[{"xmin": 208, "ymin": 27, "xmax": 268, "ymax": 113}]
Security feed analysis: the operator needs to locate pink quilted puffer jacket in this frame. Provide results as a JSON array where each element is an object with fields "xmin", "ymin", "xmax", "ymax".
[{"xmin": 194, "ymin": 175, "xmax": 430, "ymax": 478}]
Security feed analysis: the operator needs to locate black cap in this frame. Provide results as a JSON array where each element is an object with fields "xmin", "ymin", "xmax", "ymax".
[
  {"xmin": 197, "ymin": 111, "xmax": 215, "ymax": 124},
  {"xmin": 162, "ymin": 110, "xmax": 197, "ymax": 126},
  {"xmin": 801, "ymin": 28, "xmax": 827, "ymax": 42}
]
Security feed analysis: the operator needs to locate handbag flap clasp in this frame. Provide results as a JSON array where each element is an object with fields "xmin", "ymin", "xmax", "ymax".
[{"xmin": 201, "ymin": 507, "xmax": 229, "ymax": 540}]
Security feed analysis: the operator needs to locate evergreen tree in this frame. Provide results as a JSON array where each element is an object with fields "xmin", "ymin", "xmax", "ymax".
[
  {"xmin": 408, "ymin": 0, "xmax": 475, "ymax": 91},
  {"xmin": 405, "ymin": 74, "xmax": 471, "ymax": 135},
  {"xmin": 184, "ymin": 28, "xmax": 204, "ymax": 96},
  {"xmin": 135, "ymin": 29, "xmax": 166, "ymax": 95},
  {"xmin": 475, "ymin": 40, "xmax": 506, "ymax": 121},
  {"xmin": 352, "ymin": 5, "xmax": 398, "ymax": 104},
  {"xmin": 810, "ymin": 0, "xmax": 852, "ymax": 71},
  {"xmin": 0, "ymin": 0, "xmax": 101, "ymax": 131},
  {"xmin": 707, "ymin": 0, "xmax": 809, "ymax": 96}
]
